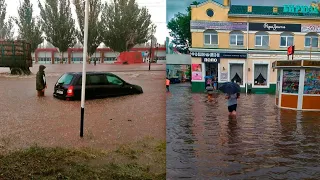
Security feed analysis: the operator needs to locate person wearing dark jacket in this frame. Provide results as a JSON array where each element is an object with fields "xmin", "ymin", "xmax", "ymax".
[{"xmin": 36, "ymin": 65, "xmax": 47, "ymax": 97}]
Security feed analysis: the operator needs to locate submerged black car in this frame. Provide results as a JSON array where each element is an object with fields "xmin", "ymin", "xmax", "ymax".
[{"xmin": 53, "ymin": 72, "xmax": 143, "ymax": 100}]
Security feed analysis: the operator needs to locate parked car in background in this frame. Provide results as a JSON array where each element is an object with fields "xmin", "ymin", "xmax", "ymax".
[{"xmin": 53, "ymin": 72, "xmax": 143, "ymax": 100}]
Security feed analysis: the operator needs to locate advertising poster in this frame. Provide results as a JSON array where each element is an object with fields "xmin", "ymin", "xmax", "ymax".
[
  {"xmin": 304, "ymin": 69, "xmax": 320, "ymax": 94},
  {"xmin": 220, "ymin": 72, "xmax": 228, "ymax": 81},
  {"xmin": 192, "ymin": 64, "xmax": 202, "ymax": 80}
]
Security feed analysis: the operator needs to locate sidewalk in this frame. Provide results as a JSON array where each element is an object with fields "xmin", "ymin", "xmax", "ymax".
[{"xmin": 0, "ymin": 63, "xmax": 166, "ymax": 74}]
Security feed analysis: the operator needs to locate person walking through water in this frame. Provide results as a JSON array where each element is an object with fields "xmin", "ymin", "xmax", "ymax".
[
  {"xmin": 206, "ymin": 78, "xmax": 214, "ymax": 102},
  {"xmin": 36, "ymin": 65, "xmax": 47, "ymax": 97},
  {"xmin": 226, "ymin": 92, "xmax": 240, "ymax": 118},
  {"xmin": 166, "ymin": 77, "xmax": 170, "ymax": 92}
]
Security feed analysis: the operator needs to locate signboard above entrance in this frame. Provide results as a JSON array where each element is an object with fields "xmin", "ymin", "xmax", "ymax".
[
  {"xmin": 249, "ymin": 23, "xmax": 301, "ymax": 32},
  {"xmin": 190, "ymin": 20, "xmax": 247, "ymax": 31},
  {"xmin": 303, "ymin": 60, "xmax": 320, "ymax": 67},
  {"xmin": 202, "ymin": 57, "xmax": 220, "ymax": 63},
  {"xmin": 301, "ymin": 24, "xmax": 320, "ymax": 33},
  {"xmin": 272, "ymin": 60, "xmax": 302, "ymax": 68},
  {"xmin": 283, "ymin": 5, "xmax": 319, "ymax": 14},
  {"xmin": 190, "ymin": 52, "xmax": 247, "ymax": 59}
]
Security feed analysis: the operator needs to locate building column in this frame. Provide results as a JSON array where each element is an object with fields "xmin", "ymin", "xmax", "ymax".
[
  {"xmin": 51, "ymin": 51, "xmax": 54, "ymax": 64},
  {"xmin": 68, "ymin": 49, "xmax": 71, "ymax": 64},
  {"xmin": 35, "ymin": 51, "xmax": 38, "ymax": 63},
  {"xmin": 101, "ymin": 51, "xmax": 104, "ymax": 63}
]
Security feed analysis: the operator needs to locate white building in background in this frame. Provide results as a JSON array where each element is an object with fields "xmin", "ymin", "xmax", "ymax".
[{"xmin": 34, "ymin": 40, "xmax": 166, "ymax": 64}]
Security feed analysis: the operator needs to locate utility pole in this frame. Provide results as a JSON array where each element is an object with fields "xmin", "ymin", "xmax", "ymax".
[
  {"xmin": 80, "ymin": 0, "xmax": 89, "ymax": 137},
  {"xmin": 148, "ymin": 25, "xmax": 155, "ymax": 71},
  {"xmin": 149, "ymin": 36, "xmax": 152, "ymax": 70}
]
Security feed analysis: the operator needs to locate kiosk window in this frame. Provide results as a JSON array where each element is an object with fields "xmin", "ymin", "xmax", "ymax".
[
  {"xmin": 282, "ymin": 70, "xmax": 300, "ymax": 94},
  {"xmin": 304, "ymin": 69, "xmax": 320, "ymax": 94}
]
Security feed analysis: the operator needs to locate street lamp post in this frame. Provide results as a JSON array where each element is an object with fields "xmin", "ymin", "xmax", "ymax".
[
  {"xmin": 149, "ymin": 25, "xmax": 155, "ymax": 71},
  {"xmin": 80, "ymin": 0, "xmax": 89, "ymax": 137},
  {"xmin": 148, "ymin": 36, "xmax": 153, "ymax": 71},
  {"xmin": 245, "ymin": 15, "xmax": 249, "ymax": 95}
]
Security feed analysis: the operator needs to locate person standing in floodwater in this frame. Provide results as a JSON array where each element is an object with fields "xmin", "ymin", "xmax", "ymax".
[
  {"xmin": 166, "ymin": 78, "xmax": 170, "ymax": 92},
  {"xmin": 213, "ymin": 77, "xmax": 218, "ymax": 90},
  {"xmin": 36, "ymin": 65, "xmax": 47, "ymax": 97},
  {"xmin": 226, "ymin": 93, "xmax": 240, "ymax": 118},
  {"xmin": 206, "ymin": 78, "xmax": 214, "ymax": 101}
]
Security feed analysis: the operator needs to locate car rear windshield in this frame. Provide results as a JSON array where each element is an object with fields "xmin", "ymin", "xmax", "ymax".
[{"xmin": 57, "ymin": 74, "xmax": 74, "ymax": 85}]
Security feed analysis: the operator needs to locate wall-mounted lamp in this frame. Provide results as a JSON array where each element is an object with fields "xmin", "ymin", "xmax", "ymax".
[
  {"xmin": 248, "ymin": 68, "xmax": 251, "ymax": 72},
  {"xmin": 223, "ymin": 67, "xmax": 225, "ymax": 70}
]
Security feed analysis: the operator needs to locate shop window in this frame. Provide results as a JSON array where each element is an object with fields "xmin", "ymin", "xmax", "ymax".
[
  {"xmin": 72, "ymin": 57, "xmax": 83, "ymax": 62},
  {"xmin": 280, "ymin": 32, "xmax": 294, "ymax": 47},
  {"xmin": 253, "ymin": 64, "xmax": 268, "ymax": 86},
  {"xmin": 304, "ymin": 69, "xmax": 320, "ymax": 94},
  {"xmin": 90, "ymin": 57, "xmax": 100, "ymax": 62},
  {"xmin": 204, "ymin": 30, "xmax": 218, "ymax": 45},
  {"xmin": 255, "ymin": 32, "xmax": 269, "ymax": 46},
  {"xmin": 304, "ymin": 32, "xmax": 318, "ymax": 48},
  {"xmin": 282, "ymin": 70, "xmax": 300, "ymax": 94},
  {"xmin": 230, "ymin": 63, "xmax": 243, "ymax": 85},
  {"xmin": 229, "ymin": 31, "xmax": 244, "ymax": 46}
]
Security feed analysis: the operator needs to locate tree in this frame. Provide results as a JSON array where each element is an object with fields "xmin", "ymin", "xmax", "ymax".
[
  {"xmin": 38, "ymin": 0, "xmax": 76, "ymax": 61},
  {"xmin": 167, "ymin": 1, "xmax": 200, "ymax": 47},
  {"xmin": 101, "ymin": 0, "xmax": 154, "ymax": 53},
  {"xmin": 13, "ymin": 0, "xmax": 43, "ymax": 52},
  {"xmin": 0, "ymin": 0, "xmax": 14, "ymax": 39},
  {"xmin": 73, "ymin": 0, "xmax": 103, "ymax": 57}
]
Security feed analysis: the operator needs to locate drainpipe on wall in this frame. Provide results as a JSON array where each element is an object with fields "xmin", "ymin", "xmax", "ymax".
[{"xmin": 245, "ymin": 15, "xmax": 249, "ymax": 95}]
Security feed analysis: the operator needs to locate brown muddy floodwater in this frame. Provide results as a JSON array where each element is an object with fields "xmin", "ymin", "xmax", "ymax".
[
  {"xmin": 166, "ymin": 83, "xmax": 320, "ymax": 180},
  {"xmin": 0, "ymin": 65, "xmax": 166, "ymax": 151}
]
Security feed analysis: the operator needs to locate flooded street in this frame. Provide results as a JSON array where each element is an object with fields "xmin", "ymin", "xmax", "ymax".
[
  {"xmin": 166, "ymin": 83, "xmax": 320, "ymax": 179},
  {"xmin": 0, "ymin": 64, "xmax": 166, "ymax": 151}
]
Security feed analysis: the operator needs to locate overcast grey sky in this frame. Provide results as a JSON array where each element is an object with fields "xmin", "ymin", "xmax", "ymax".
[
  {"xmin": 5, "ymin": 0, "xmax": 167, "ymax": 44},
  {"xmin": 167, "ymin": 0, "xmax": 317, "ymax": 22}
]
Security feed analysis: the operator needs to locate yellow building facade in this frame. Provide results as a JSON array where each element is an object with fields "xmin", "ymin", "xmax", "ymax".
[{"xmin": 190, "ymin": 0, "xmax": 320, "ymax": 94}]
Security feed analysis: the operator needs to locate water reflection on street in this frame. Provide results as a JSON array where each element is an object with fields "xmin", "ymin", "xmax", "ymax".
[{"xmin": 166, "ymin": 83, "xmax": 320, "ymax": 179}]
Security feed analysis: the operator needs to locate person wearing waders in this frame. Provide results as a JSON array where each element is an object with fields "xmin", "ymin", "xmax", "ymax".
[
  {"xmin": 166, "ymin": 77, "xmax": 170, "ymax": 92},
  {"xmin": 36, "ymin": 65, "xmax": 47, "ymax": 97}
]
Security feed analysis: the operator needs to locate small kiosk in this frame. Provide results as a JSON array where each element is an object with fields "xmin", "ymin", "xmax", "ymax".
[{"xmin": 272, "ymin": 60, "xmax": 320, "ymax": 111}]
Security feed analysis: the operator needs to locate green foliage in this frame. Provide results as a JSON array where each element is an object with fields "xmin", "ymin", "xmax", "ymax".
[
  {"xmin": 38, "ymin": 0, "xmax": 77, "ymax": 52},
  {"xmin": 0, "ymin": 0, "xmax": 14, "ymax": 39},
  {"xmin": 73, "ymin": 0, "xmax": 103, "ymax": 56},
  {"xmin": 167, "ymin": 1, "xmax": 200, "ymax": 45},
  {"xmin": 101, "ymin": 0, "xmax": 154, "ymax": 53},
  {"xmin": 13, "ymin": 0, "xmax": 43, "ymax": 52}
]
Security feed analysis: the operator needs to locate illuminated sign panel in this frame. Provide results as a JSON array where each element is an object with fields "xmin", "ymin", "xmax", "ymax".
[{"xmin": 283, "ymin": 5, "xmax": 319, "ymax": 14}]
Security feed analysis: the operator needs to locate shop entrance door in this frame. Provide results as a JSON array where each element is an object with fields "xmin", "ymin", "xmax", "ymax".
[
  {"xmin": 205, "ymin": 62, "xmax": 218, "ymax": 88},
  {"xmin": 205, "ymin": 63, "xmax": 218, "ymax": 77}
]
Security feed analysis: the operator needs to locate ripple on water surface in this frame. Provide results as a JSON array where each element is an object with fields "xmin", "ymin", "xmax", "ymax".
[{"xmin": 166, "ymin": 83, "xmax": 320, "ymax": 179}]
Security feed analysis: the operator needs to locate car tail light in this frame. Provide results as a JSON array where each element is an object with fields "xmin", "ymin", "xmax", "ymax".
[{"xmin": 67, "ymin": 86, "xmax": 74, "ymax": 96}]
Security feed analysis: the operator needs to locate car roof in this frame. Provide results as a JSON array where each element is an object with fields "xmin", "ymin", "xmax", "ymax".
[{"xmin": 65, "ymin": 71, "xmax": 115, "ymax": 76}]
